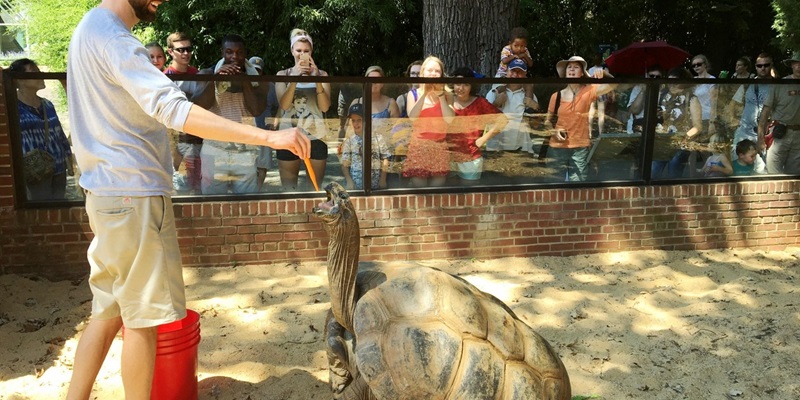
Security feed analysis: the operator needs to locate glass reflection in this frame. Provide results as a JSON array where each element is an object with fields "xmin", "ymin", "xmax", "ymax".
[
  {"xmin": 9, "ymin": 60, "xmax": 78, "ymax": 202},
  {"xmin": 9, "ymin": 70, "xmax": 796, "ymax": 206}
]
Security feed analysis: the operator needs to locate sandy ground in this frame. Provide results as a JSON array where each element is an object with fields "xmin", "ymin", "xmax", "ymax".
[{"xmin": 1, "ymin": 248, "xmax": 799, "ymax": 400}]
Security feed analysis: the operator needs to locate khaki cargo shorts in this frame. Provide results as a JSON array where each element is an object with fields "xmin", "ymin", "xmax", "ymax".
[{"xmin": 85, "ymin": 193, "xmax": 186, "ymax": 329}]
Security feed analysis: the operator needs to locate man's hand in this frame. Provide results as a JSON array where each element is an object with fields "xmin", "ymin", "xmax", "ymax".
[
  {"xmin": 217, "ymin": 63, "xmax": 242, "ymax": 75},
  {"xmin": 267, "ymin": 127, "xmax": 311, "ymax": 159}
]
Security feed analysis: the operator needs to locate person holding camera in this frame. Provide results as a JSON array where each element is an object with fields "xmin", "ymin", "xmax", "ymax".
[
  {"xmin": 194, "ymin": 34, "xmax": 269, "ymax": 195},
  {"xmin": 544, "ymin": 56, "xmax": 616, "ymax": 182},
  {"xmin": 275, "ymin": 28, "xmax": 331, "ymax": 190}
]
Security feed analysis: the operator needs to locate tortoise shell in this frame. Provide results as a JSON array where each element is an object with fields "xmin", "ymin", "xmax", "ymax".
[{"xmin": 351, "ymin": 265, "xmax": 571, "ymax": 400}]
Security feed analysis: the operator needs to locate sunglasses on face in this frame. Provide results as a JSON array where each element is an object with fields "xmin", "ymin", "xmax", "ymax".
[
  {"xmin": 755, "ymin": 63, "xmax": 772, "ymax": 68},
  {"xmin": 648, "ymin": 74, "xmax": 662, "ymax": 78},
  {"xmin": 172, "ymin": 46, "xmax": 193, "ymax": 54},
  {"xmin": 692, "ymin": 63, "xmax": 704, "ymax": 68}
]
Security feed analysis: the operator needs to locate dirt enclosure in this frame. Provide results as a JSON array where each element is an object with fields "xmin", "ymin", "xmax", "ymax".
[{"xmin": 1, "ymin": 248, "xmax": 799, "ymax": 399}]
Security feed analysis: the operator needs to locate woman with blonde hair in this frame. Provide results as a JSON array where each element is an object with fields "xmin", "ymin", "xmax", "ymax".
[
  {"xmin": 275, "ymin": 28, "xmax": 331, "ymax": 190},
  {"xmin": 401, "ymin": 56, "xmax": 455, "ymax": 187}
]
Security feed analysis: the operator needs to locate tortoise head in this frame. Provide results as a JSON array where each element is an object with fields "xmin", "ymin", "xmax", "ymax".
[{"xmin": 313, "ymin": 182, "xmax": 357, "ymax": 232}]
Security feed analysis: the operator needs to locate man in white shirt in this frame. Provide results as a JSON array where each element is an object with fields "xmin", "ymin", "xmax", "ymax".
[
  {"xmin": 66, "ymin": 1, "xmax": 309, "ymax": 398},
  {"xmin": 486, "ymin": 59, "xmax": 539, "ymax": 153}
]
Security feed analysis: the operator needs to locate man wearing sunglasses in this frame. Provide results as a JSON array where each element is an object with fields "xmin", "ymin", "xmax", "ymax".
[
  {"xmin": 164, "ymin": 32, "xmax": 204, "ymax": 193},
  {"xmin": 730, "ymin": 53, "xmax": 774, "ymax": 174},
  {"xmin": 165, "ymin": 31, "xmax": 198, "ymax": 75},
  {"xmin": 626, "ymin": 64, "xmax": 663, "ymax": 134},
  {"xmin": 757, "ymin": 51, "xmax": 800, "ymax": 174}
]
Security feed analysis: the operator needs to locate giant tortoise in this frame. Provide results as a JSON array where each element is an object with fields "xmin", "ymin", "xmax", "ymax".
[{"xmin": 313, "ymin": 182, "xmax": 571, "ymax": 400}]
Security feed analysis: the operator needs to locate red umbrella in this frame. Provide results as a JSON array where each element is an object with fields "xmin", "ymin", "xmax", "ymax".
[{"xmin": 605, "ymin": 41, "xmax": 690, "ymax": 76}]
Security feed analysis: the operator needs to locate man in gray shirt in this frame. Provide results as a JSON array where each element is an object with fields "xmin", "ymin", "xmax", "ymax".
[
  {"xmin": 757, "ymin": 51, "xmax": 800, "ymax": 174},
  {"xmin": 65, "ymin": 1, "xmax": 309, "ymax": 399}
]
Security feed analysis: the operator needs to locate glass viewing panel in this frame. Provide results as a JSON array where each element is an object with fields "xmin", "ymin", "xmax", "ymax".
[{"xmin": 6, "ymin": 73, "xmax": 796, "ymax": 206}]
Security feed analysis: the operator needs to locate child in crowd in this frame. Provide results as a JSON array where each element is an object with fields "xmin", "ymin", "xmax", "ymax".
[
  {"xmin": 340, "ymin": 104, "xmax": 391, "ymax": 190},
  {"xmin": 732, "ymin": 139, "xmax": 758, "ymax": 176},
  {"xmin": 495, "ymin": 27, "xmax": 533, "ymax": 78},
  {"xmin": 496, "ymin": 27, "xmax": 536, "ymax": 108},
  {"xmin": 702, "ymin": 135, "xmax": 733, "ymax": 177},
  {"xmin": 145, "ymin": 42, "xmax": 166, "ymax": 71}
]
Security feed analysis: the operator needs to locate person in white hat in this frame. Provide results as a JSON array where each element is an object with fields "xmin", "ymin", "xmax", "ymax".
[
  {"xmin": 783, "ymin": 51, "xmax": 800, "ymax": 79},
  {"xmin": 544, "ymin": 56, "xmax": 616, "ymax": 182}
]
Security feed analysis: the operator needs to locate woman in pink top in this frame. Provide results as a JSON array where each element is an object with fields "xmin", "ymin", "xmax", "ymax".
[
  {"xmin": 402, "ymin": 56, "xmax": 455, "ymax": 187},
  {"xmin": 545, "ymin": 56, "xmax": 616, "ymax": 182}
]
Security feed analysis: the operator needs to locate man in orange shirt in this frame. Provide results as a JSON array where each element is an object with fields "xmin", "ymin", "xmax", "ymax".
[{"xmin": 546, "ymin": 56, "xmax": 617, "ymax": 181}]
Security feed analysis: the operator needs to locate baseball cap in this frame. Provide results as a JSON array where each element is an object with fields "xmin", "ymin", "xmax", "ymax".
[
  {"xmin": 508, "ymin": 58, "xmax": 528, "ymax": 72},
  {"xmin": 248, "ymin": 56, "xmax": 265, "ymax": 71},
  {"xmin": 348, "ymin": 103, "xmax": 364, "ymax": 117}
]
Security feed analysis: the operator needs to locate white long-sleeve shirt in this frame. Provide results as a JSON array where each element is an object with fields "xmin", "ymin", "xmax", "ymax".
[{"xmin": 67, "ymin": 8, "xmax": 192, "ymax": 196}]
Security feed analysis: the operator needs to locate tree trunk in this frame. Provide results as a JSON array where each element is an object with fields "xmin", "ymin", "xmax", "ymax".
[{"xmin": 422, "ymin": 0, "xmax": 519, "ymax": 77}]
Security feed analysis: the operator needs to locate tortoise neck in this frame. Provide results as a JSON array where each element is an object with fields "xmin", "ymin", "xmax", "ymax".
[{"xmin": 326, "ymin": 214, "xmax": 360, "ymax": 333}]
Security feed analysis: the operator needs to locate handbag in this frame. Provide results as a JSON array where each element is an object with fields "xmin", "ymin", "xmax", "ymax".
[
  {"xmin": 764, "ymin": 121, "xmax": 787, "ymax": 150},
  {"xmin": 22, "ymin": 101, "xmax": 55, "ymax": 184}
]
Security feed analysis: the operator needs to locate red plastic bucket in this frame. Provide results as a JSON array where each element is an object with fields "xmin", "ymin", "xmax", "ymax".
[{"xmin": 152, "ymin": 309, "xmax": 201, "ymax": 400}]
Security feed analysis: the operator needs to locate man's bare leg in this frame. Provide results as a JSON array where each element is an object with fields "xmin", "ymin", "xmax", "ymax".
[
  {"xmin": 66, "ymin": 317, "xmax": 123, "ymax": 400},
  {"xmin": 120, "ymin": 325, "xmax": 158, "ymax": 400},
  {"xmin": 67, "ymin": 318, "xmax": 158, "ymax": 400}
]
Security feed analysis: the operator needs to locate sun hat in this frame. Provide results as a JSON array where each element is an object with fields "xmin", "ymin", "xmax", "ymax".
[
  {"xmin": 782, "ymin": 51, "xmax": 800, "ymax": 67},
  {"xmin": 348, "ymin": 103, "xmax": 364, "ymax": 117},
  {"xmin": 248, "ymin": 56, "xmax": 265, "ymax": 71},
  {"xmin": 508, "ymin": 58, "xmax": 528, "ymax": 72},
  {"xmin": 556, "ymin": 56, "xmax": 591, "ymax": 78}
]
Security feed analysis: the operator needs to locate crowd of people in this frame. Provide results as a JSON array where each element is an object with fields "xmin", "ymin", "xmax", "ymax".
[{"xmin": 10, "ymin": 25, "xmax": 800, "ymax": 200}]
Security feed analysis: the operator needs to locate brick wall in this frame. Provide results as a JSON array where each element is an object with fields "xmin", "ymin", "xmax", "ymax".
[
  {"xmin": 2, "ymin": 71, "xmax": 799, "ymax": 279},
  {"xmin": 1, "ymin": 182, "xmax": 798, "ymax": 280}
]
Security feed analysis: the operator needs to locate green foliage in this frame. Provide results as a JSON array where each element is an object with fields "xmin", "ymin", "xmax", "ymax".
[
  {"xmin": 14, "ymin": 0, "xmax": 99, "ymax": 71},
  {"xmin": 772, "ymin": 0, "xmax": 800, "ymax": 51},
  {"xmin": 10, "ymin": 0, "xmax": 788, "ymax": 78},
  {"xmin": 151, "ymin": 0, "xmax": 422, "ymax": 76},
  {"xmin": 520, "ymin": 0, "xmax": 781, "ymax": 77}
]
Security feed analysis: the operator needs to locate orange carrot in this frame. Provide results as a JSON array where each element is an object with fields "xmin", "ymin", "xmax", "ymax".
[{"xmin": 303, "ymin": 158, "xmax": 320, "ymax": 191}]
